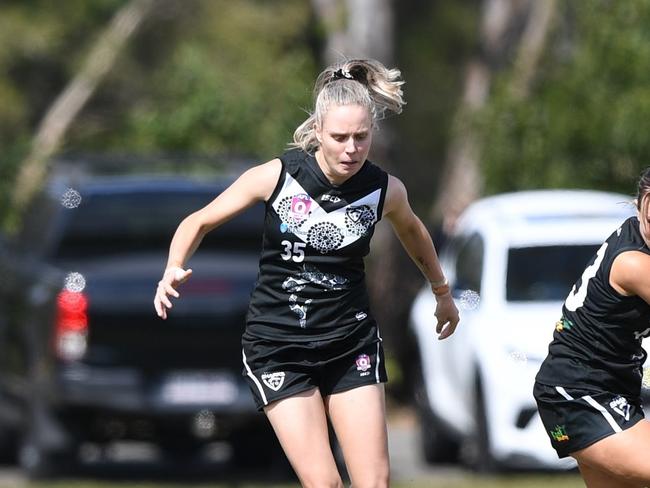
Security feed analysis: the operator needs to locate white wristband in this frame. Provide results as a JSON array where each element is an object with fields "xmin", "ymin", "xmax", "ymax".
[{"xmin": 163, "ymin": 266, "xmax": 184, "ymax": 279}]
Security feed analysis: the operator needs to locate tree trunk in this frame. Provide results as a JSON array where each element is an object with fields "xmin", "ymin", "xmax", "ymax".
[
  {"xmin": 8, "ymin": 0, "xmax": 157, "ymax": 231},
  {"xmin": 509, "ymin": 0, "xmax": 557, "ymax": 100},
  {"xmin": 311, "ymin": 0, "xmax": 394, "ymax": 64},
  {"xmin": 433, "ymin": 0, "xmax": 557, "ymax": 233}
]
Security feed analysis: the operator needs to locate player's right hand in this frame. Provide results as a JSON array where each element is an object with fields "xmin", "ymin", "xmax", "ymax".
[{"xmin": 154, "ymin": 266, "xmax": 192, "ymax": 320}]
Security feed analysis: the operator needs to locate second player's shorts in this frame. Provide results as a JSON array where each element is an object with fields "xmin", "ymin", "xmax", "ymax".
[
  {"xmin": 533, "ymin": 381, "xmax": 645, "ymax": 458},
  {"xmin": 241, "ymin": 321, "xmax": 387, "ymax": 411}
]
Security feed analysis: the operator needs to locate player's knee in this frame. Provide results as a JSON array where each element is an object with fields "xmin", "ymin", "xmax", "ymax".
[
  {"xmin": 349, "ymin": 465, "xmax": 390, "ymax": 488},
  {"xmin": 300, "ymin": 478, "xmax": 344, "ymax": 488},
  {"xmin": 297, "ymin": 470, "xmax": 344, "ymax": 488}
]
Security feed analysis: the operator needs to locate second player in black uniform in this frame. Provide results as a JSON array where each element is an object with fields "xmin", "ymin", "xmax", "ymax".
[
  {"xmin": 535, "ymin": 166, "xmax": 650, "ymax": 487},
  {"xmin": 154, "ymin": 59, "xmax": 460, "ymax": 487}
]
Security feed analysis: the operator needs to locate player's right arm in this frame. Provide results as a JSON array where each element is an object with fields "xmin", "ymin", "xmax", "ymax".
[{"xmin": 154, "ymin": 159, "xmax": 282, "ymax": 319}]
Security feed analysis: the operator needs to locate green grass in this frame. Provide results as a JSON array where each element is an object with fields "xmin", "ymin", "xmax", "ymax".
[{"xmin": 26, "ymin": 474, "xmax": 585, "ymax": 488}]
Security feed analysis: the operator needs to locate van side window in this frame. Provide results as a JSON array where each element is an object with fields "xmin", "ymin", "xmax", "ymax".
[{"xmin": 453, "ymin": 233, "xmax": 483, "ymax": 294}]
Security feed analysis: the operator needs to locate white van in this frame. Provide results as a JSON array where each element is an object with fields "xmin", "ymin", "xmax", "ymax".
[{"xmin": 409, "ymin": 190, "xmax": 640, "ymax": 471}]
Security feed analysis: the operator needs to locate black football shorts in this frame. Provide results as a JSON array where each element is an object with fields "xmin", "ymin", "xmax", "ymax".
[
  {"xmin": 241, "ymin": 323, "xmax": 387, "ymax": 411},
  {"xmin": 533, "ymin": 381, "xmax": 645, "ymax": 458}
]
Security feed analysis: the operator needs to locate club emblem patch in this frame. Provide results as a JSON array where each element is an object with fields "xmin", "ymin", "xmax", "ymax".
[
  {"xmin": 356, "ymin": 354, "xmax": 371, "ymax": 373},
  {"xmin": 261, "ymin": 372, "xmax": 286, "ymax": 391},
  {"xmin": 290, "ymin": 194, "xmax": 312, "ymax": 219},
  {"xmin": 609, "ymin": 396, "xmax": 631, "ymax": 421},
  {"xmin": 345, "ymin": 205, "xmax": 375, "ymax": 236},
  {"xmin": 550, "ymin": 425, "xmax": 569, "ymax": 442}
]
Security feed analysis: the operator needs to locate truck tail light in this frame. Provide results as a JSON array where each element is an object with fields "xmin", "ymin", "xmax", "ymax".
[{"xmin": 55, "ymin": 290, "xmax": 88, "ymax": 361}]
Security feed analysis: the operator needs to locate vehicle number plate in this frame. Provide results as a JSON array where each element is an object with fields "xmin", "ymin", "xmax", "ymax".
[{"xmin": 161, "ymin": 372, "xmax": 237, "ymax": 405}]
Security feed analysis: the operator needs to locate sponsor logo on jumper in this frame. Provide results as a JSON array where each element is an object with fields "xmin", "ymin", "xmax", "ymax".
[
  {"xmin": 609, "ymin": 396, "xmax": 631, "ymax": 421},
  {"xmin": 261, "ymin": 372, "xmax": 286, "ymax": 391},
  {"xmin": 356, "ymin": 354, "xmax": 371, "ymax": 376},
  {"xmin": 356, "ymin": 311, "xmax": 368, "ymax": 321},
  {"xmin": 290, "ymin": 194, "xmax": 312, "ymax": 219},
  {"xmin": 321, "ymin": 193, "xmax": 341, "ymax": 203},
  {"xmin": 280, "ymin": 222, "xmax": 309, "ymax": 236},
  {"xmin": 555, "ymin": 317, "xmax": 573, "ymax": 332},
  {"xmin": 550, "ymin": 425, "xmax": 570, "ymax": 442}
]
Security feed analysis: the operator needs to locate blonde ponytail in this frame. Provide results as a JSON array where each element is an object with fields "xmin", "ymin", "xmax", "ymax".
[{"xmin": 291, "ymin": 58, "xmax": 405, "ymax": 153}]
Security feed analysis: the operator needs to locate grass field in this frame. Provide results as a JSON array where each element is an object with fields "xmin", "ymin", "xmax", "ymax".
[{"xmin": 23, "ymin": 474, "xmax": 585, "ymax": 488}]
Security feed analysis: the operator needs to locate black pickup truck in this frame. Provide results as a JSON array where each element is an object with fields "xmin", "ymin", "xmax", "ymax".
[{"xmin": 0, "ymin": 172, "xmax": 282, "ymax": 477}]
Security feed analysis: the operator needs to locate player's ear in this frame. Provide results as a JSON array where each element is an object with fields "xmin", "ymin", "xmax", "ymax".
[{"xmin": 314, "ymin": 123, "xmax": 322, "ymax": 144}]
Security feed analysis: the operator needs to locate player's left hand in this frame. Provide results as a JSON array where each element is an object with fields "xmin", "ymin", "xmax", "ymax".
[{"xmin": 434, "ymin": 292, "xmax": 460, "ymax": 340}]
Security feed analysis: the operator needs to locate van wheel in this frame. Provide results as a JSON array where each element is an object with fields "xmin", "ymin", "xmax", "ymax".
[
  {"xmin": 467, "ymin": 374, "xmax": 497, "ymax": 473},
  {"xmin": 413, "ymin": 360, "xmax": 459, "ymax": 464}
]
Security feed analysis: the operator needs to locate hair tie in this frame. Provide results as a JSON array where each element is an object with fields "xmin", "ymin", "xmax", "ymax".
[{"xmin": 331, "ymin": 67, "xmax": 354, "ymax": 81}]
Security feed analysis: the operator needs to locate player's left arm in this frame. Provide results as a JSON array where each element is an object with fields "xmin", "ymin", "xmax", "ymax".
[
  {"xmin": 610, "ymin": 250, "xmax": 650, "ymax": 305},
  {"xmin": 383, "ymin": 175, "xmax": 460, "ymax": 340}
]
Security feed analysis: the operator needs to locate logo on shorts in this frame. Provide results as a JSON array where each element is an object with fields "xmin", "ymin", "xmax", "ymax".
[
  {"xmin": 261, "ymin": 372, "xmax": 285, "ymax": 391},
  {"xmin": 555, "ymin": 317, "xmax": 573, "ymax": 332},
  {"xmin": 550, "ymin": 425, "xmax": 570, "ymax": 442},
  {"xmin": 609, "ymin": 396, "xmax": 631, "ymax": 421},
  {"xmin": 355, "ymin": 311, "xmax": 367, "ymax": 321},
  {"xmin": 356, "ymin": 354, "xmax": 371, "ymax": 376}
]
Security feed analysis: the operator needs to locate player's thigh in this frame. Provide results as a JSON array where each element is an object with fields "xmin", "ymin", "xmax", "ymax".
[
  {"xmin": 326, "ymin": 384, "xmax": 389, "ymax": 487},
  {"xmin": 578, "ymin": 461, "xmax": 640, "ymax": 488},
  {"xmin": 264, "ymin": 388, "xmax": 343, "ymax": 487},
  {"xmin": 573, "ymin": 419, "xmax": 650, "ymax": 484}
]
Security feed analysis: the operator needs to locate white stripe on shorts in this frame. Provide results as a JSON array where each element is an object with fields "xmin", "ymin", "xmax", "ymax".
[
  {"xmin": 242, "ymin": 348, "xmax": 268, "ymax": 406},
  {"xmin": 555, "ymin": 386, "xmax": 574, "ymax": 400},
  {"xmin": 554, "ymin": 386, "xmax": 622, "ymax": 434},
  {"xmin": 581, "ymin": 394, "xmax": 622, "ymax": 433},
  {"xmin": 375, "ymin": 327, "xmax": 382, "ymax": 383}
]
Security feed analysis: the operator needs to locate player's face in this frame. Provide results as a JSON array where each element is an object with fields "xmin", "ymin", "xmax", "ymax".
[
  {"xmin": 315, "ymin": 104, "xmax": 373, "ymax": 185},
  {"xmin": 639, "ymin": 193, "xmax": 650, "ymax": 248}
]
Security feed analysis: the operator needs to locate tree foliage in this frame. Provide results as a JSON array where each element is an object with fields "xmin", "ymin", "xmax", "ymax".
[
  {"xmin": 394, "ymin": 0, "xmax": 478, "ymax": 215},
  {"xmin": 69, "ymin": 0, "xmax": 317, "ymax": 157},
  {"xmin": 480, "ymin": 0, "xmax": 650, "ymax": 196},
  {"xmin": 0, "ymin": 0, "xmax": 317, "ymax": 224}
]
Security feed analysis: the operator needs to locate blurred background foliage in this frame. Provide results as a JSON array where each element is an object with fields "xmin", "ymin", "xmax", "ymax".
[
  {"xmin": 0, "ymin": 0, "xmax": 318, "ymax": 218},
  {"xmin": 480, "ymin": 1, "xmax": 650, "ymax": 196},
  {"xmin": 3, "ymin": 0, "xmax": 648, "ymax": 224},
  {"xmin": 394, "ymin": 0, "xmax": 478, "ymax": 217}
]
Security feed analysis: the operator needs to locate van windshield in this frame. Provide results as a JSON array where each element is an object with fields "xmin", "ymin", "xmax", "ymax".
[{"xmin": 506, "ymin": 244, "xmax": 600, "ymax": 302}]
